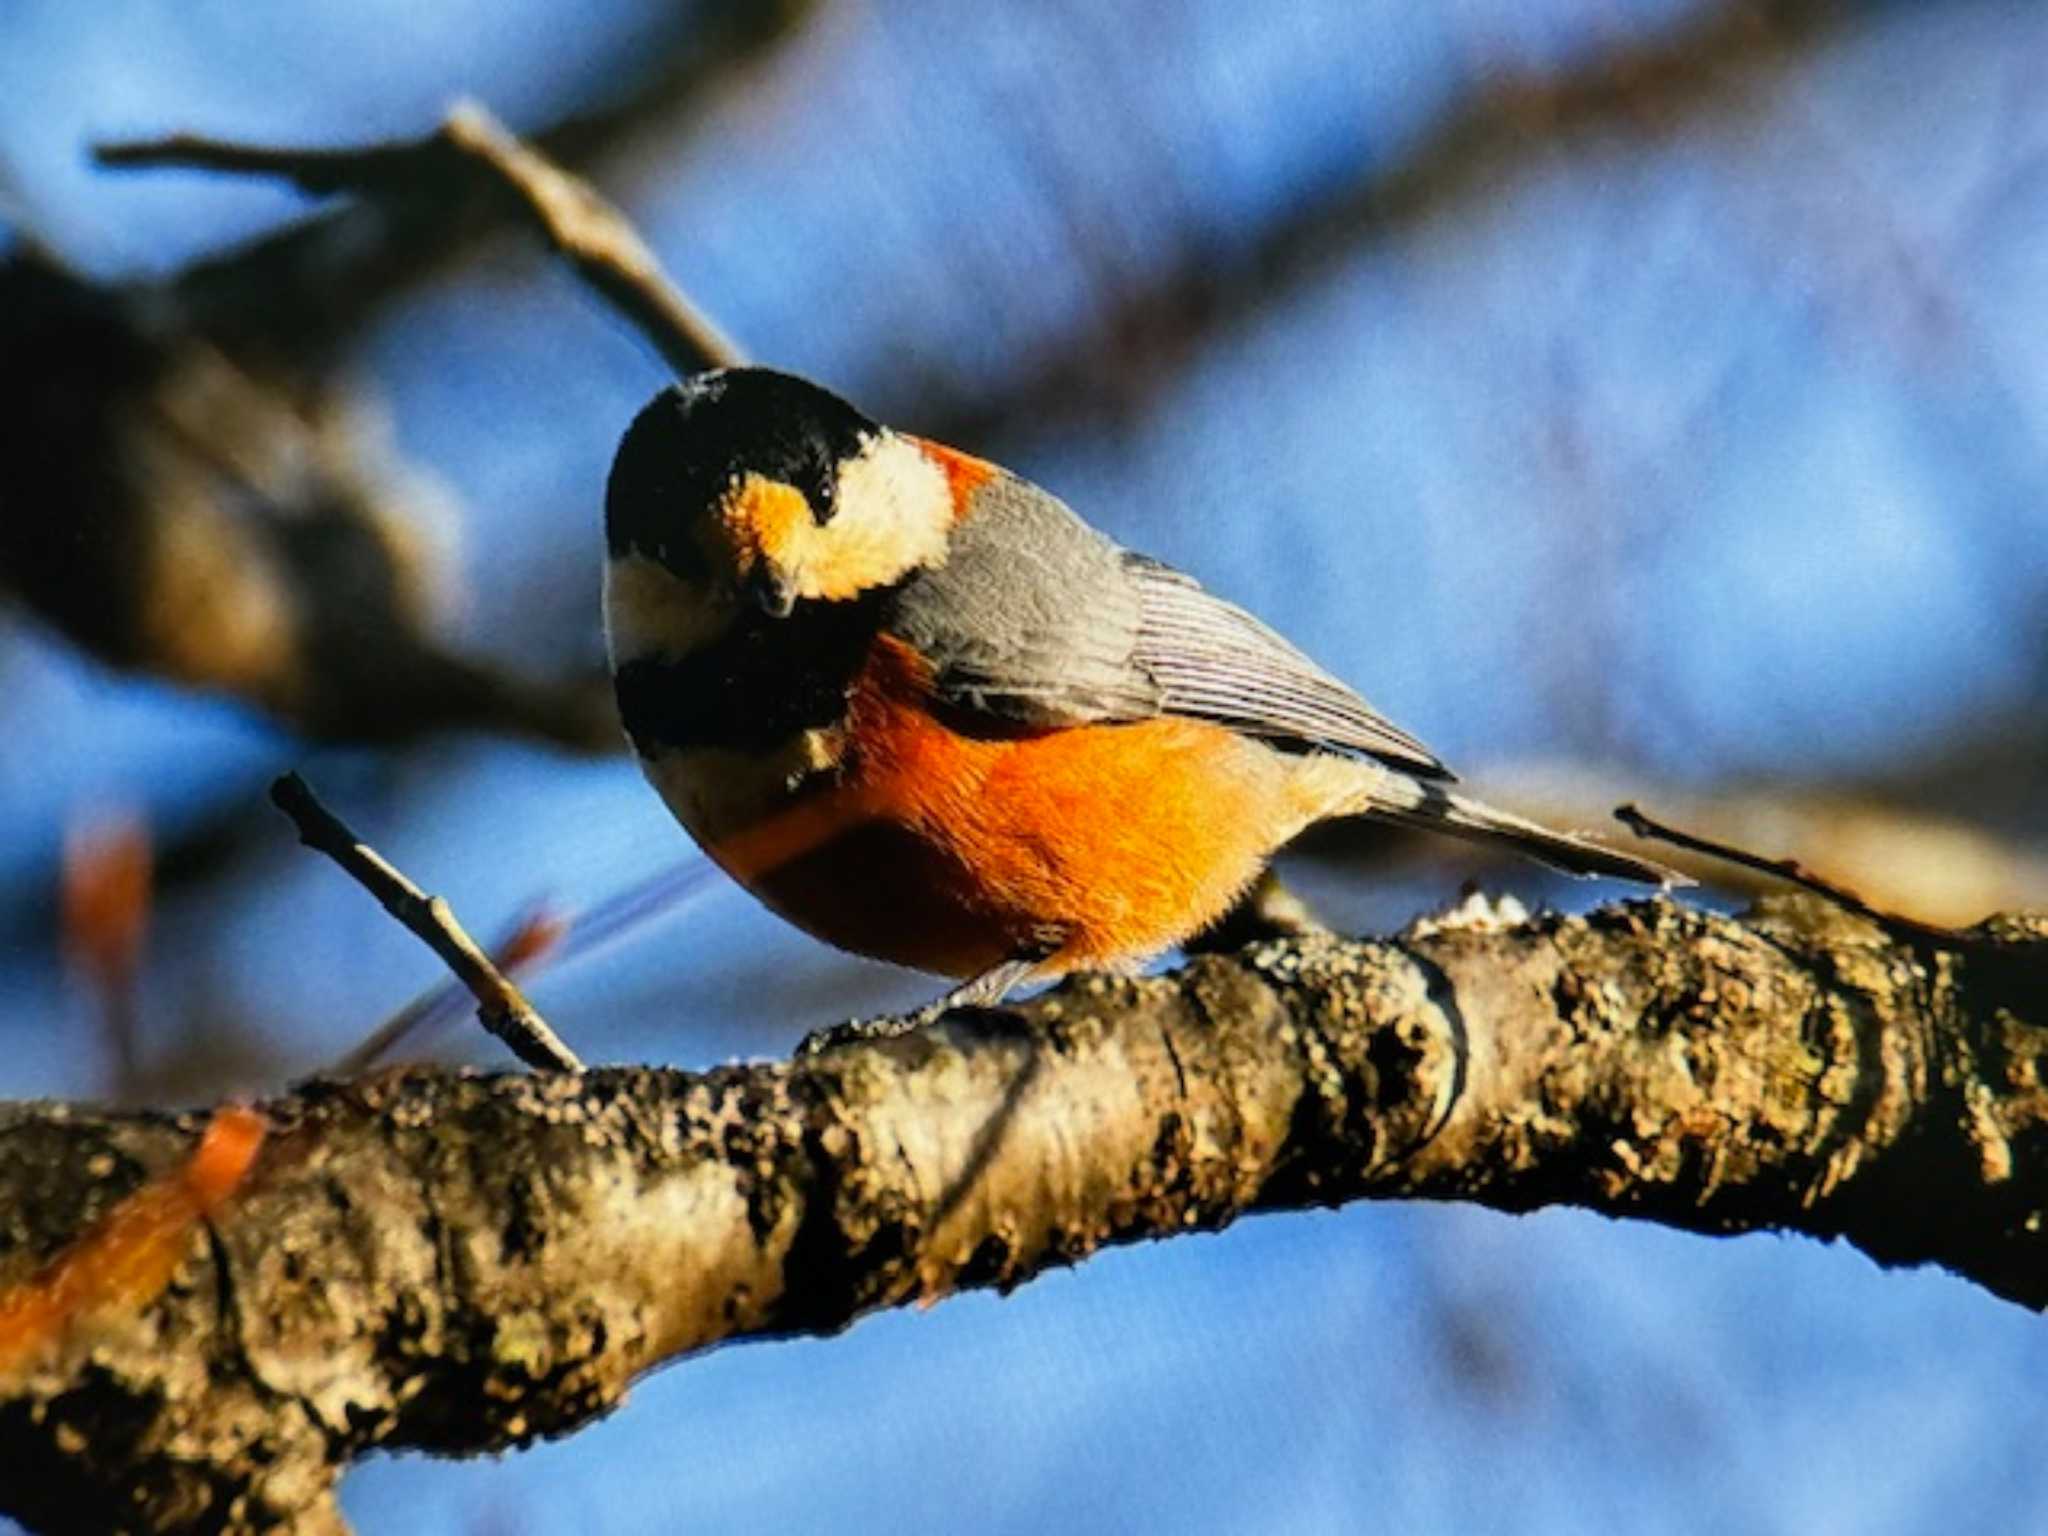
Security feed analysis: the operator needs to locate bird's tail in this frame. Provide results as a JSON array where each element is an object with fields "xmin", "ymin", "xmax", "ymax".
[{"xmin": 1354, "ymin": 775, "xmax": 1687, "ymax": 887}]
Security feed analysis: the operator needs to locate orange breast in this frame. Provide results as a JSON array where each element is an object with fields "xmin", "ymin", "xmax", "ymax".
[{"xmin": 714, "ymin": 635, "xmax": 1309, "ymax": 979}]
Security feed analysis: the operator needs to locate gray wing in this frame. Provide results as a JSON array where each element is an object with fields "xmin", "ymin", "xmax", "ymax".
[
  {"xmin": 1121, "ymin": 552, "xmax": 1450, "ymax": 777},
  {"xmin": 887, "ymin": 469, "xmax": 1451, "ymax": 779}
]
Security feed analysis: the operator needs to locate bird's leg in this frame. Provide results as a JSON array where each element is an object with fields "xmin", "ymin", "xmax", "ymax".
[
  {"xmin": 795, "ymin": 954, "xmax": 1050, "ymax": 1058},
  {"xmin": 925, "ymin": 955, "xmax": 1041, "ymax": 1015}
]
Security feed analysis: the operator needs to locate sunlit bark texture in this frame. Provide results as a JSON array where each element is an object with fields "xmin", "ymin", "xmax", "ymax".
[{"xmin": 2, "ymin": 893, "xmax": 2045, "ymax": 1535}]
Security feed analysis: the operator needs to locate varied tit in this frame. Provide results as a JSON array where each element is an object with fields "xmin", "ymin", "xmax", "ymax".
[{"xmin": 603, "ymin": 367, "xmax": 1679, "ymax": 1009}]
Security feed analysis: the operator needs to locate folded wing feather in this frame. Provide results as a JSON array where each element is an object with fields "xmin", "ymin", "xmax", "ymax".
[{"xmin": 886, "ymin": 469, "xmax": 1450, "ymax": 778}]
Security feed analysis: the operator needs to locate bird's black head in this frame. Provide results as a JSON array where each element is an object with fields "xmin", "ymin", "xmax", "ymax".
[
  {"xmin": 606, "ymin": 368, "xmax": 875, "ymax": 571},
  {"xmin": 603, "ymin": 367, "xmax": 955, "ymax": 625}
]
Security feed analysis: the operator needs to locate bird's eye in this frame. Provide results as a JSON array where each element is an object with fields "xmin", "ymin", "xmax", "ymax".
[{"xmin": 808, "ymin": 470, "xmax": 836, "ymax": 524}]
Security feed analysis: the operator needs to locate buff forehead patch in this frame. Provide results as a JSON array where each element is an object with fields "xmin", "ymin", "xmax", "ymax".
[{"xmin": 722, "ymin": 474, "xmax": 815, "ymax": 573}]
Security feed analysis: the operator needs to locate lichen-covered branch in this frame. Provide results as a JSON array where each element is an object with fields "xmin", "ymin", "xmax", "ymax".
[{"xmin": 3, "ymin": 894, "xmax": 2046, "ymax": 1534}]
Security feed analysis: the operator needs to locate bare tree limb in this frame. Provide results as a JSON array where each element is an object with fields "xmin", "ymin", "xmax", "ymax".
[
  {"xmin": 100, "ymin": 100, "xmax": 744, "ymax": 378},
  {"xmin": 325, "ymin": 900, "xmax": 565, "ymax": 1078},
  {"xmin": 268, "ymin": 773, "xmax": 582, "ymax": 1074},
  {"xmin": 3, "ymin": 893, "xmax": 2045, "ymax": 1533},
  {"xmin": 325, "ymin": 856, "xmax": 719, "ymax": 1075},
  {"xmin": 101, "ymin": 1, "xmax": 813, "ymax": 363},
  {"xmin": 2, "ymin": 3, "xmax": 804, "ymax": 753},
  {"xmin": 900, "ymin": 0, "xmax": 1885, "ymax": 442},
  {"xmin": 1615, "ymin": 800, "xmax": 2001, "ymax": 953},
  {"xmin": 0, "ymin": 249, "xmax": 623, "ymax": 750},
  {"xmin": 2, "ymin": 103, "xmax": 749, "ymax": 755}
]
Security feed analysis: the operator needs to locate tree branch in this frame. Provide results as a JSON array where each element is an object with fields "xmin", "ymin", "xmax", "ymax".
[
  {"xmin": 1317, "ymin": 760, "xmax": 2048, "ymax": 926},
  {"xmin": 0, "ymin": 250, "xmax": 623, "ymax": 751},
  {"xmin": 97, "ymin": 2, "xmax": 813, "ymax": 363},
  {"xmin": 902, "ymin": 0, "xmax": 1881, "ymax": 443},
  {"xmin": 100, "ymin": 100, "xmax": 744, "ymax": 378},
  {"xmin": 268, "ymin": 773, "xmax": 582, "ymax": 1075},
  {"xmin": 1615, "ymin": 800, "xmax": 1999, "ymax": 952},
  {"xmin": 3, "ymin": 894, "xmax": 2045, "ymax": 1533},
  {"xmin": 3, "ymin": 103, "xmax": 746, "ymax": 756}
]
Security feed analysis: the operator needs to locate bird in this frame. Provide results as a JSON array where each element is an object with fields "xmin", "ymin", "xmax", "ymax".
[{"xmin": 603, "ymin": 367, "xmax": 1679, "ymax": 1011}]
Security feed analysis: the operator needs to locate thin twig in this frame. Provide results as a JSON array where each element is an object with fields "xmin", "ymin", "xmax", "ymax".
[
  {"xmin": 98, "ymin": 99, "xmax": 744, "ymax": 378},
  {"xmin": 322, "ymin": 901, "xmax": 559, "ymax": 1078},
  {"xmin": 1614, "ymin": 801, "xmax": 1977, "ymax": 952},
  {"xmin": 269, "ymin": 773, "xmax": 583, "ymax": 1073},
  {"xmin": 323, "ymin": 856, "xmax": 720, "ymax": 1075}
]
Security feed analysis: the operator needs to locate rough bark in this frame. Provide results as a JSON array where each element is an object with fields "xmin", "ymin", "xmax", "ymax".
[{"xmin": 3, "ymin": 893, "xmax": 2045, "ymax": 1534}]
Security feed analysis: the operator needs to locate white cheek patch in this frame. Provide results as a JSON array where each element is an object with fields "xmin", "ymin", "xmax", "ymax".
[
  {"xmin": 783, "ymin": 432, "xmax": 952, "ymax": 601},
  {"xmin": 603, "ymin": 551, "xmax": 734, "ymax": 664}
]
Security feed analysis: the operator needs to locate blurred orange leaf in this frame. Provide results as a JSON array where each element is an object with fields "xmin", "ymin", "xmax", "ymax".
[
  {"xmin": 0, "ymin": 1104, "xmax": 266, "ymax": 1379},
  {"xmin": 60, "ymin": 808, "xmax": 153, "ymax": 986}
]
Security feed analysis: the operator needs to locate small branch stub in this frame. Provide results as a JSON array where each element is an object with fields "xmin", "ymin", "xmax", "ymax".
[
  {"xmin": 267, "ymin": 772, "xmax": 583, "ymax": 1073},
  {"xmin": 98, "ymin": 101, "xmax": 744, "ymax": 379}
]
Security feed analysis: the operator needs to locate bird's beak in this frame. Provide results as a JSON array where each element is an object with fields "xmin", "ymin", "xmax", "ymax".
[{"xmin": 752, "ymin": 567, "xmax": 797, "ymax": 618}]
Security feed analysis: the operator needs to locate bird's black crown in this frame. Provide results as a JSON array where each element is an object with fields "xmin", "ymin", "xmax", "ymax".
[{"xmin": 605, "ymin": 368, "xmax": 877, "ymax": 572}]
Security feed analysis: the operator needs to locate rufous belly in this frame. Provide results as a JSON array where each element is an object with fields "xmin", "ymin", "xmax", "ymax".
[{"xmin": 649, "ymin": 635, "xmax": 1343, "ymax": 980}]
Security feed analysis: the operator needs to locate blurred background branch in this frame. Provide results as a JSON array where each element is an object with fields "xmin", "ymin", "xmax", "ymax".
[
  {"xmin": 0, "ymin": 246, "xmax": 622, "ymax": 747},
  {"xmin": 99, "ymin": 100, "xmax": 745, "ymax": 376},
  {"xmin": 103, "ymin": 0, "xmax": 813, "ymax": 365},
  {"xmin": 1293, "ymin": 762, "xmax": 2048, "ymax": 926},
  {"xmin": 0, "ymin": 5, "xmax": 806, "ymax": 754},
  {"xmin": 902, "ymin": 0, "xmax": 1870, "ymax": 441}
]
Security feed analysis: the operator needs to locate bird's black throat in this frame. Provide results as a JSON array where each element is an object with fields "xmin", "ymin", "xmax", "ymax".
[{"xmin": 612, "ymin": 589, "xmax": 893, "ymax": 758}]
